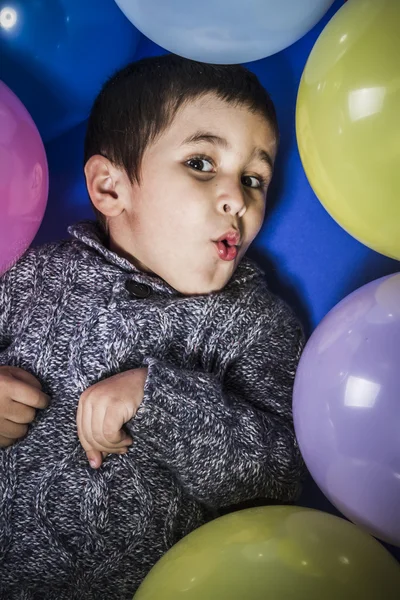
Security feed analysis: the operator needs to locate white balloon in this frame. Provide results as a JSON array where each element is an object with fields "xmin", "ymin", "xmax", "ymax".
[{"xmin": 114, "ymin": 0, "xmax": 334, "ymax": 64}]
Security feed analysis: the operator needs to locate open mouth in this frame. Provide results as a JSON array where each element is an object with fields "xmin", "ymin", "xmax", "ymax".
[
  {"xmin": 214, "ymin": 239, "xmax": 239, "ymax": 261},
  {"xmin": 213, "ymin": 229, "xmax": 241, "ymax": 262}
]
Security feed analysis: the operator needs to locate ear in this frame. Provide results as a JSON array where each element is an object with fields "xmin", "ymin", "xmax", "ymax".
[{"xmin": 84, "ymin": 155, "xmax": 132, "ymax": 218}]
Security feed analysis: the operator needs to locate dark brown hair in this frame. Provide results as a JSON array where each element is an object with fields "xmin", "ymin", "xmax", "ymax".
[{"xmin": 84, "ymin": 53, "xmax": 279, "ymax": 230}]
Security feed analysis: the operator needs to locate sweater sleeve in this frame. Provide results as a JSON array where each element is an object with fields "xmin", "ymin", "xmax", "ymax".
[{"xmin": 129, "ymin": 298, "xmax": 306, "ymax": 509}]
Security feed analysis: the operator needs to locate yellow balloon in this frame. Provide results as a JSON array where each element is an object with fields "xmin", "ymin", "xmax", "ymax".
[
  {"xmin": 133, "ymin": 507, "xmax": 400, "ymax": 600},
  {"xmin": 296, "ymin": 0, "xmax": 400, "ymax": 259}
]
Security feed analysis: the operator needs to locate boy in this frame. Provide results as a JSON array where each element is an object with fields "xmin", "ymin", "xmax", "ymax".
[{"xmin": 0, "ymin": 55, "xmax": 305, "ymax": 599}]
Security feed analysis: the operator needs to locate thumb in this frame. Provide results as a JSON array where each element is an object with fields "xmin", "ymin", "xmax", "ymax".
[{"xmin": 86, "ymin": 449, "xmax": 103, "ymax": 469}]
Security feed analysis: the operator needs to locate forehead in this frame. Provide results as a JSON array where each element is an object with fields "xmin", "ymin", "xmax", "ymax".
[{"xmin": 161, "ymin": 94, "xmax": 277, "ymax": 158}]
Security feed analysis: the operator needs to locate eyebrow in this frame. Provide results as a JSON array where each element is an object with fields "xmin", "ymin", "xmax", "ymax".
[{"xmin": 180, "ymin": 131, "xmax": 274, "ymax": 172}]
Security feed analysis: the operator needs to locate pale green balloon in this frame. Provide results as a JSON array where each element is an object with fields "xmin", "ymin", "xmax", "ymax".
[
  {"xmin": 134, "ymin": 507, "xmax": 400, "ymax": 599},
  {"xmin": 296, "ymin": 0, "xmax": 400, "ymax": 259}
]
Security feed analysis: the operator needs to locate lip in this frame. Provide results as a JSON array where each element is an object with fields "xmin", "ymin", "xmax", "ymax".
[
  {"xmin": 213, "ymin": 229, "xmax": 241, "ymax": 262},
  {"xmin": 213, "ymin": 241, "xmax": 238, "ymax": 261},
  {"xmin": 215, "ymin": 229, "xmax": 241, "ymax": 247}
]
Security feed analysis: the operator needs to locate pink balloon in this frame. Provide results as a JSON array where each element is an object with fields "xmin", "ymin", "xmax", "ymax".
[{"xmin": 0, "ymin": 81, "xmax": 48, "ymax": 276}]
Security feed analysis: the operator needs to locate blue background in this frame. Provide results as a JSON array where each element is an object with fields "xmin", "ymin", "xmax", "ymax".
[{"xmin": 1, "ymin": 0, "xmax": 399, "ymax": 561}]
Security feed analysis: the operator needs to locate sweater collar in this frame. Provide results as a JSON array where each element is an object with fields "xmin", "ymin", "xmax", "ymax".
[
  {"xmin": 68, "ymin": 220, "xmax": 141, "ymax": 275},
  {"xmin": 68, "ymin": 219, "xmax": 263, "ymax": 292}
]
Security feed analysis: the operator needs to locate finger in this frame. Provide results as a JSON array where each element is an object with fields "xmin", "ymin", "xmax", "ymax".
[
  {"xmin": 86, "ymin": 449, "xmax": 103, "ymax": 469},
  {"xmin": 90, "ymin": 399, "xmax": 116, "ymax": 450},
  {"xmin": 85, "ymin": 448, "xmax": 127, "ymax": 468},
  {"xmin": 7, "ymin": 367, "xmax": 43, "ymax": 390},
  {"xmin": 78, "ymin": 400, "xmax": 120, "ymax": 457},
  {"xmin": 0, "ymin": 419, "xmax": 28, "ymax": 440},
  {"xmin": 77, "ymin": 396, "xmax": 94, "ymax": 453},
  {"xmin": 102, "ymin": 405, "xmax": 133, "ymax": 448},
  {"xmin": 0, "ymin": 434, "xmax": 15, "ymax": 448},
  {"xmin": 6, "ymin": 400, "xmax": 36, "ymax": 424},
  {"xmin": 5, "ymin": 378, "xmax": 49, "ymax": 409},
  {"xmin": 100, "ymin": 449, "xmax": 129, "ymax": 460},
  {"xmin": 90, "ymin": 401, "xmax": 131, "ymax": 450}
]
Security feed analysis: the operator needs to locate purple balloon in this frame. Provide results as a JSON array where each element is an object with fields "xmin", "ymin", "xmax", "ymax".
[
  {"xmin": 0, "ymin": 81, "xmax": 48, "ymax": 276},
  {"xmin": 293, "ymin": 273, "xmax": 400, "ymax": 547}
]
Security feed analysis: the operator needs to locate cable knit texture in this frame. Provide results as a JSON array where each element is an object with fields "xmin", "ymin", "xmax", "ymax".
[{"xmin": 0, "ymin": 221, "xmax": 305, "ymax": 599}]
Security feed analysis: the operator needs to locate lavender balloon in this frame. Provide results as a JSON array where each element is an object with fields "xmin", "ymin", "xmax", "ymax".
[{"xmin": 293, "ymin": 273, "xmax": 400, "ymax": 547}]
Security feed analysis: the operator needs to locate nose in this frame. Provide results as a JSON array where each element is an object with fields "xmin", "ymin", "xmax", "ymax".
[{"xmin": 216, "ymin": 180, "xmax": 247, "ymax": 218}]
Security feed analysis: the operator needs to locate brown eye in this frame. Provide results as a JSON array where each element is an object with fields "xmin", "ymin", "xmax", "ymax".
[
  {"xmin": 186, "ymin": 157, "xmax": 214, "ymax": 172},
  {"xmin": 242, "ymin": 175, "xmax": 263, "ymax": 189}
]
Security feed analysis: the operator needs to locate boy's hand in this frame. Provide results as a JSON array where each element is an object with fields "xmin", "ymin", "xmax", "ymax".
[
  {"xmin": 77, "ymin": 368, "xmax": 148, "ymax": 469},
  {"xmin": 0, "ymin": 366, "xmax": 49, "ymax": 447}
]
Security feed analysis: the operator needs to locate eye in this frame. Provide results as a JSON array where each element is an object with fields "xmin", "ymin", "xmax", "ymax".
[
  {"xmin": 241, "ymin": 175, "xmax": 267, "ymax": 190},
  {"xmin": 186, "ymin": 156, "xmax": 215, "ymax": 173}
]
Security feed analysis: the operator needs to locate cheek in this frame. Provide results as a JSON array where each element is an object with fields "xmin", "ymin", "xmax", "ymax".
[{"xmin": 247, "ymin": 203, "xmax": 266, "ymax": 239}]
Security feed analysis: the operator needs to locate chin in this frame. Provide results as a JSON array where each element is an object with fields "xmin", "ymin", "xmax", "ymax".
[{"xmin": 170, "ymin": 272, "xmax": 233, "ymax": 296}]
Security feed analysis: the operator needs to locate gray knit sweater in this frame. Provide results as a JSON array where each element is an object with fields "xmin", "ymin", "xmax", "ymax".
[{"xmin": 0, "ymin": 221, "xmax": 305, "ymax": 599}]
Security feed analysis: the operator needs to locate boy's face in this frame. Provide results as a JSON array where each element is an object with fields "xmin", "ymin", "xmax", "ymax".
[{"xmin": 109, "ymin": 94, "xmax": 276, "ymax": 295}]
